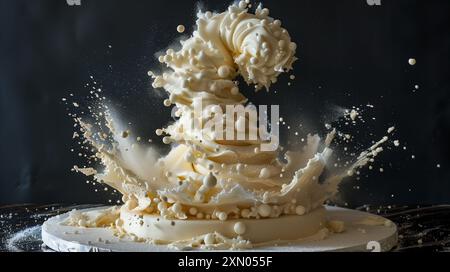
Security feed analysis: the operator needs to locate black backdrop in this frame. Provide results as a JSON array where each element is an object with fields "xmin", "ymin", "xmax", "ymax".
[{"xmin": 0, "ymin": 0, "xmax": 449, "ymax": 206}]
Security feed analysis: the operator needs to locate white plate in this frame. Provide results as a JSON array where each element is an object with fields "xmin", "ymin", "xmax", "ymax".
[{"xmin": 42, "ymin": 206, "xmax": 397, "ymax": 252}]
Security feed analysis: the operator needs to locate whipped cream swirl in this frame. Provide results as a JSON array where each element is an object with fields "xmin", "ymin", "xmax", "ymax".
[{"xmin": 73, "ymin": 1, "xmax": 388, "ymax": 223}]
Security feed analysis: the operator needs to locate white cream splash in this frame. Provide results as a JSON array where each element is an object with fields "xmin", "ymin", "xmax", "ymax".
[{"xmin": 69, "ymin": 1, "xmax": 395, "ymax": 247}]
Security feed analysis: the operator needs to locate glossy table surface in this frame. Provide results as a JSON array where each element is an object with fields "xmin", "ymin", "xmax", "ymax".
[{"xmin": 1, "ymin": 204, "xmax": 449, "ymax": 252}]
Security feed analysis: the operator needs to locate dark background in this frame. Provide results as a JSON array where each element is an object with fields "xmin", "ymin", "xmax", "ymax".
[{"xmin": 0, "ymin": 0, "xmax": 449, "ymax": 206}]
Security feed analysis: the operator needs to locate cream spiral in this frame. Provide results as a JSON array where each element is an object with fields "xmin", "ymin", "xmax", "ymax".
[{"xmin": 87, "ymin": 2, "xmax": 344, "ymax": 220}]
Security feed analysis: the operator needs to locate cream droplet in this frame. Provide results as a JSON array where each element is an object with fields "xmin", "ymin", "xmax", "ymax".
[
  {"xmin": 349, "ymin": 109, "xmax": 358, "ymax": 121},
  {"xmin": 259, "ymin": 168, "xmax": 270, "ymax": 179},
  {"xmin": 257, "ymin": 204, "xmax": 272, "ymax": 217},
  {"xmin": 217, "ymin": 65, "xmax": 231, "ymax": 78},
  {"xmin": 204, "ymin": 233, "xmax": 215, "ymax": 245},
  {"xmin": 241, "ymin": 209, "xmax": 250, "ymax": 218},
  {"xmin": 163, "ymin": 55, "xmax": 172, "ymax": 62},
  {"xmin": 162, "ymin": 136, "xmax": 172, "ymax": 144},
  {"xmin": 217, "ymin": 212, "xmax": 228, "ymax": 221},
  {"xmin": 234, "ymin": 222, "xmax": 246, "ymax": 235},
  {"xmin": 260, "ymin": 8, "xmax": 269, "ymax": 17},
  {"xmin": 295, "ymin": 205, "xmax": 305, "ymax": 215},
  {"xmin": 163, "ymin": 99, "xmax": 171, "ymax": 107},
  {"xmin": 176, "ymin": 25, "xmax": 185, "ymax": 33},
  {"xmin": 196, "ymin": 212, "xmax": 204, "ymax": 219},
  {"xmin": 189, "ymin": 207, "xmax": 198, "ymax": 215}
]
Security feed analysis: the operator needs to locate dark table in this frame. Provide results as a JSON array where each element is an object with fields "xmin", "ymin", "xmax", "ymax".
[{"xmin": 1, "ymin": 204, "xmax": 449, "ymax": 252}]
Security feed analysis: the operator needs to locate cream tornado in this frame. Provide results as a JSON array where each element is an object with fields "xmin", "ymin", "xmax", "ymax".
[{"xmin": 68, "ymin": 1, "xmax": 390, "ymax": 249}]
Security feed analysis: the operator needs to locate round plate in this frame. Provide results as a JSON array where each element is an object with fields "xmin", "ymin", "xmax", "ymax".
[{"xmin": 41, "ymin": 206, "xmax": 397, "ymax": 252}]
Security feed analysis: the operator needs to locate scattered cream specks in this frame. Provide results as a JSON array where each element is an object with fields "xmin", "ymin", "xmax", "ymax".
[{"xmin": 349, "ymin": 109, "xmax": 358, "ymax": 121}]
